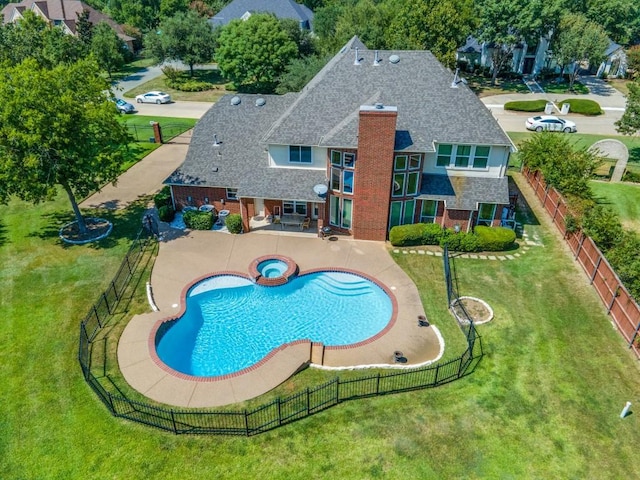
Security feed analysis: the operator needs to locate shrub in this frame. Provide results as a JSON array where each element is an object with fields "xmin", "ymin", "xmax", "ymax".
[
  {"xmin": 153, "ymin": 186, "xmax": 172, "ymax": 209},
  {"xmin": 559, "ymin": 98, "xmax": 602, "ymax": 116},
  {"xmin": 176, "ymin": 80, "xmax": 214, "ymax": 92},
  {"xmin": 183, "ymin": 210, "xmax": 214, "ymax": 230},
  {"xmin": 474, "ymin": 226, "xmax": 516, "ymax": 251},
  {"xmin": 439, "ymin": 230, "xmax": 480, "ymax": 252},
  {"xmin": 389, "ymin": 223, "xmax": 428, "ymax": 246},
  {"xmin": 225, "ymin": 213, "xmax": 242, "ymax": 234},
  {"xmin": 582, "ymin": 205, "xmax": 624, "ymax": 252},
  {"xmin": 157, "ymin": 205, "xmax": 175, "ymax": 222},
  {"xmin": 422, "ymin": 223, "xmax": 443, "ymax": 245},
  {"xmin": 623, "ymin": 170, "xmax": 640, "ymax": 183},
  {"xmin": 504, "ymin": 100, "xmax": 548, "ymax": 112},
  {"xmin": 607, "ymin": 231, "xmax": 640, "ymax": 300}
]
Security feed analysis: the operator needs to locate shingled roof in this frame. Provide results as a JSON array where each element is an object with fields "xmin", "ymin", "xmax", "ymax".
[
  {"xmin": 210, "ymin": 0, "xmax": 314, "ymax": 29},
  {"xmin": 166, "ymin": 38, "xmax": 513, "ymax": 203}
]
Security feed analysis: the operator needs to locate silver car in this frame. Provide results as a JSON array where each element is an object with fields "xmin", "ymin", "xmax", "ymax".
[
  {"xmin": 135, "ymin": 91, "xmax": 172, "ymax": 104},
  {"xmin": 525, "ymin": 115, "xmax": 577, "ymax": 133}
]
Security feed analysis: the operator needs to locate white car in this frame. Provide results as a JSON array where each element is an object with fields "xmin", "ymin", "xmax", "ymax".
[
  {"xmin": 525, "ymin": 115, "xmax": 577, "ymax": 133},
  {"xmin": 135, "ymin": 91, "xmax": 171, "ymax": 104}
]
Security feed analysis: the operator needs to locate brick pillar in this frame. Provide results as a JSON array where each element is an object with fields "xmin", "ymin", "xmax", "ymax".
[
  {"xmin": 352, "ymin": 104, "xmax": 398, "ymax": 241},
  {"xmin": 151, "ymin": 122, "xmax": 163, "ymax": 144},
  {"xmin": 240, "ymin": 198, "xmax": 251, "ymax": 232}
]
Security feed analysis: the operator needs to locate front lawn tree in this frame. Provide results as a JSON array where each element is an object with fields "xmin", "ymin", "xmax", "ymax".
[
  {"xmin": 91, "ymin": 21, "xmax": 127, "ymax": 79},
  {"xmin": 144, "ymin": 10, "xmax": 215, "ymax": 76},
  {"xmin": 615, "ymin": 81, "xmax": 640, "ymax": 134},
  {"xmin": 216, "ymin": 14, "xmax": 298, "ymax": 93},
  {"xmin": 0, "ymin": 59, "xmax": 131, "ymax": 235},
  {"xmin": 554, "ymin": 14, "xmax": 609, "ymax": 89}
]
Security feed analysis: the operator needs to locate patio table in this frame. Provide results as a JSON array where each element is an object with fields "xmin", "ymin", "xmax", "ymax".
[{"xmin": 280, "ymin": 214, "xmax": 305, "ymax": 229}]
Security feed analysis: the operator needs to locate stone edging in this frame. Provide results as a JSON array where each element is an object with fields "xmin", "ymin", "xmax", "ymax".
[
  {"xmin": 59, "ymin": 218, "xmax": 113, "ymax": 245},
  {"xmin": 450, "ymin": 296, "xmax": 494, "ymax": 325}
]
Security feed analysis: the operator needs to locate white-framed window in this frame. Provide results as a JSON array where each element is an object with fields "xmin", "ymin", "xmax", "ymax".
[
  {"xmin": 289, "ymin": 145, "xmax": 312, "ymax": 163},
  {"xmin": 403, "ymin": 199, "xmax": 415, "ymax": 224},
  {"xmin": 284, "ymin": 201, "xmax": 307, "ymax": 215},
  {"xmin": 409, "ymin": 154, "xmax": 421, "ymax": 169},
  {"xmin": 343, "ymin": 170, "xmax": 354, "ymax": 194},
  {"xmin": 477, "ymin": 203, "xmax": 497, "ymax": 226},
  {"xmin": 394, "ymin": 155, "xmax": 407, "ymax": 170},
  {"xmin": 406, "ymin": 172, "xmax": 419, "ymax": 196},
  {"xmin": 331, "ymin": 150, "xmax": 342, "ymax": 166},
  {"xmin": 420, "ymin": 200, "xmax": 438, "ymax": 223},
  {"xmin": 331, "ymin": 167, "xmax": 341, "ymax": 191},
  {"xmin": 392, "ymin": 173, "xmax": 406, "ymax": 197},
  {"xmin": 329, "ymin": 196, "xmax": 353, "ymax": 228},
  {"xmin": 389, "ymin": 200, "xmax": 417, "ymax": 230},
  {"xmin": 473, "ymin": 146, "xmax": 490, "ymax": 169},
  {"xmin": 455, "ymin": 145, "xmax": 471, "ymax": 167},
  {"xmin": 436, "ymin": 144, "xmax": 452, "ymax": 167},
  {"xmin": 226, "ymin": 188, "xmax": 238, "ymax": 200},
  {"xmin": 343, "ymin": 152, "xmax": 355, "ymax": 168}
]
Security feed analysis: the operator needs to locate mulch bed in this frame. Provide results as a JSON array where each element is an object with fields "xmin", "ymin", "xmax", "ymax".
[
  {"xmin": 452, "ymin": 297, "xmax": 492, "ymax": 323},
  {"xmin": 60, "ymin": 217, "xmax": 112, "ymax": 243}
]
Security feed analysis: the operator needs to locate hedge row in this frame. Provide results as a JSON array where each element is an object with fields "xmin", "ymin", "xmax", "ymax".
[
  {"xmin": 390, "ymin": 223, "xmax": 516, "ymax": 252},
  {"xmin": 504, "ymin": 98, "xmax": 602, "ymax": 115},
  {"xmin": 183, "ymin": 210, "xmax": 215, "ymax": 230}
]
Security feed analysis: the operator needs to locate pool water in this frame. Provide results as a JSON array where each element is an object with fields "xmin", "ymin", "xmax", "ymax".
[
  {"xmin": 258, "ymin": 259, "xmax": 287, "ymax": 278},
  {"xmin": 156, "ymin": 272, "xmax": 392, "ymax": 377}
]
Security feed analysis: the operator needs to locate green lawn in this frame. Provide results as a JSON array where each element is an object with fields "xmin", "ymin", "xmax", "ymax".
[
  {"xmin": 3, "ymin": 172, "xmax": 640, "ymax": 477},
  {"xmin": 590, "ymin": 180, "xmax": 640, "ymax": 232},
  {"xmin": 123, "ymin": 68, "xmax": 230, "ymax": 102}
]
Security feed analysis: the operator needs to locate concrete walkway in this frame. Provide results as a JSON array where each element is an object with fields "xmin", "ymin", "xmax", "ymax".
[
  {"xmin": 118, "ymin": 231, "xmax": 443, "ymax": 407},
  {"xmin": 80, "ymin": 130, "xmax": 192, "ymax": 210}
]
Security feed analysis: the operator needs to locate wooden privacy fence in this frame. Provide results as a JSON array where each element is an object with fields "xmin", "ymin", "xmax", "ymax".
[{"xmin": 523, "ymin": 168, "xmax": 640, "ymax": 355}]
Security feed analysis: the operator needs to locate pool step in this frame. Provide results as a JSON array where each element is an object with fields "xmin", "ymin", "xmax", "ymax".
[{"xmin": 310, "ymin": 275, "xmax": 372, "ymax": 296}]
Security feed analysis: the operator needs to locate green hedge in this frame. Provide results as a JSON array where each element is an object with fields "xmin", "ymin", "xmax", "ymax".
[
  {"xmin": 439, "ymin": 230, "xmax": 480, "ymax": 252},
  {"xmin": 559, "ymin": 98, "xmax": 602, "ymax": 116},
  {"xmin": 422, "ymin": 223, "xmax": 443, "ymax": 245},
  {"xmin": 183, "ymin": 210, "xmax": 214, "ymax": 230},
  {"xmin": 153, "ymin": 186, "xmax": 172, "ymax": 209},
  {"xmin": 389, "ymin": 223, "xmax": 444, "ymax": 246},
  {"xmin": 225, "ymin": 213, "xmax": 243, "ymax": 234},
  {"xmin": 158, "ymin": 205, "xmax": 175, "ymax": 223},
  {"xmin": 504, "ymin": 100, "xmax": 548, "ymax": 112},
  {"xmin": 474, "ymin": 225, "xmax": 516, "ymax": 251}
]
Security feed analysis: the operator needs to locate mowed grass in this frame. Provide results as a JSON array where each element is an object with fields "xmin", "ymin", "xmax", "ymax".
[
  {"xmin": 123, "ymin": 68, "xmax": 230, "ymax": 102},
  {"xmin": 3, "ymin": 175, "xmax": 640, "ymax": 477},
  {"xmin": 590, "ymin": 180, "xmax": 640, "ymax": 232}
]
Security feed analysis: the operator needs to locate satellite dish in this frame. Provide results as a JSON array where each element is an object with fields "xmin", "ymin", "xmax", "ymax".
[{"xmin": 313, "ymin": 184, "xmax": 328, "ymax": 196}]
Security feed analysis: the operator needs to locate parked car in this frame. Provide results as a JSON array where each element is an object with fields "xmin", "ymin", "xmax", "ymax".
[
  {"xmin": 525, "ymin": 115, "xmax": 577, "ymax": 133},
  {"xmin": 115, "ymin": 98, "xmax": 135, "ymax": 114},
  {"xmin": 135, "ymin": 91, "xmax": 171, "ymax": 104}
]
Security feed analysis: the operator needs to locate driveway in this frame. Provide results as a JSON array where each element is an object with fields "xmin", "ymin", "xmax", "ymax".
[{"xmin": 480, "ymin": 75, "xmax": 627, "ymax": 135}]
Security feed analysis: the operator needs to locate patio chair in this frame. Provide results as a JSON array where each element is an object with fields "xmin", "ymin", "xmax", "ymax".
[
  {"xmin": 274, "ymin": 215, "xmax": 281, "ymax": 224},
  {"xmin": 301, "ymin": 217, "xmax": 310, "ymax": 230}
]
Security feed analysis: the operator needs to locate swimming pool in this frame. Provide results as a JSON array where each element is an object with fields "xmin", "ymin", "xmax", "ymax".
[{"xmin": 155, "ymin": 271, "xmax": 393, "ymax": 377}]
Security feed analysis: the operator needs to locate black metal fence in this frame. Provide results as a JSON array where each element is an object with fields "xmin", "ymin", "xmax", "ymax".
[
  {"xmin": 124, "ymin": 123, "xmax": 190, "ymax": 143},
  {"xmin": 78, "ymin": 239, "xmax": 483, "ymax": 435}
]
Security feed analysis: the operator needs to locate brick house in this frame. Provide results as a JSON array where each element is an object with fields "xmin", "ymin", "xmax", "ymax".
[
  {"xmin": 2, "ymin": 0, "xmax": 135, "ymax": 50},
  {"xmin": 166, "ymin": 37, "xmax": 514, "ymax": 241}
]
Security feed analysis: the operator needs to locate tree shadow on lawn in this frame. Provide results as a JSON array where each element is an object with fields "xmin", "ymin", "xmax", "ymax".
[
  {"xmin": 508, "ymin": 176, "xmax": 541, "ymax": 235},
  {"xmin": 0, "ymin": 219, "xmax": 7, "ymax": 247},
  {"xmin": 29, "ymin": 197, "xmax": 150, "ymax": 249}
]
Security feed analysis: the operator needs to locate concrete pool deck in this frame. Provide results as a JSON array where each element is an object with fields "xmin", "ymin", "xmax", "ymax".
[{"xmin": 118, "ymin": 230, "xmax": 443, "ymax": 407}]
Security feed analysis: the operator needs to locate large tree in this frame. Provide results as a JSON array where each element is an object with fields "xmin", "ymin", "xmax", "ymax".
[
  {"xmin": 91, "ymin": 21, "xmax": 127, "ymax": 79},
  {"xmin": 0, "ymin": 59, "xmax": 131, "ymax": 234},
  {"xmin": 216, "ymin": 14, "xmax": 298, "ymax": 93},
  {"xmin": 554, "ymin": 14, "xmax": 609, "ymax": 88},
  {"xmin": 385, "ymin": 0, "xmax": 475, "ymax": 67},
  {"xmin": 145, "ymin": 10, "xmax": 215, "ymax": 76},
  {"xmin": 615, "ymin": 81, "xmax": 640, "ymax": 134}
]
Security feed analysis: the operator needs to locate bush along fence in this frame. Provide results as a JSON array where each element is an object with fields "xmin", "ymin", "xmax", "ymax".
[
  {"xmin": 522, "ymin": 168, "xmax": 640, "ymax": 355},
  {"xmin": 78, "ymin": 236, "xmax": 483, "ymax": 436}
]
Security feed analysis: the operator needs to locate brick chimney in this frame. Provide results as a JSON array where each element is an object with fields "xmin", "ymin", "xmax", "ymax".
[{"xmin": 352, "ymin": 103, "xmax": 397, "ymax": 241}]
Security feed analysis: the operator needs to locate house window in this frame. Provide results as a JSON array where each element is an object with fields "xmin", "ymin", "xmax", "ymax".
[
  {"xmin": 389, "ymin": 201, "xmax": 403, "ymax": 229},
  {"xmin": 343, "ymin": 153, "xmax": 355, "ymax": 168},
  {"xmin": 477, "ymin": 203, "xmax": 497, "ymax": 226},
  {"xmin": 473, "ymin": 146, "xmax": 490, "ymax": 169},
  {"xmin": 436, "ymin": 144, "xmax": 452, "ymax": 167},
  {"xmin": 403, "ymin": 200, "xmax": 416, "ymax": 224},
  {"xmin": 331, "ymin": 167, "xmax": 341, "ymax": 191},
  {"xmin": 420, "ymin": 200, "xmax": 438, "ymax": 223},
  {"xmin": 392, "ymin": 173, "xmax": 405, "ymax": 197},
  {"xmin": 331, "ymin": 150, "xmax": 342, "ymax": 166},
  {"xmin": 284, "ymin": 201, "xmax": 307, "ymax": 215},
  {"xmin": 394, "ymin": 155, "xmax": 407, "ymax": 171},
  {"xmin": 342, "ymin": 198, "xmax": 352, "ymax": 228},
  {"xmin": 289, "ymin": 145, "xmax": 312, "ymax": 163},
  {"xmin": 455, "ymin": 145, "xmax": 471, "ymax": 167},
  {"xmin": 409, "ymin": 154, "xmax": 421, "ymax": 169},
  {"xmin": 343, "ymin": 170, "xmax": 354, "ymax": 194},
  {"xmin": 329, "ymin": 196, "xmax": 353, "ymax": 228},
  {"xmin": 406, "ymin": 172, "xmax": 419, "ymax": 196},
  {"xmin": 226, "ymin": 188, "xmax": 238, "ymax": 200}
]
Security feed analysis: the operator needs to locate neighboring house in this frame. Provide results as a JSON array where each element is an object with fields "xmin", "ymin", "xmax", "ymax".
[
  {"xmin": 166, "ymin": 37, "xmax": 515, "ymax": 241},
  {"xmin": 458, "ymin": 34, "xmax": 552, "ymax": 76},
  {"xmin": 1, "ymin": 0, "xmax": 135, "ymax": 50},
  {"xmin": 595, "ymin": 40, "xmax": 627, "ymax": 78},
  {"xmin": 209, "ymin": 0, "xmax": 313, "ymax": 30}
]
